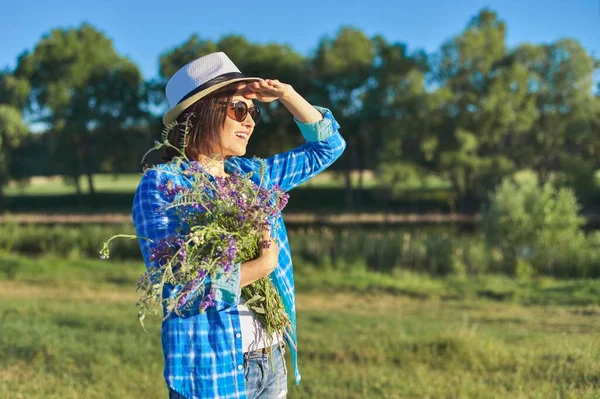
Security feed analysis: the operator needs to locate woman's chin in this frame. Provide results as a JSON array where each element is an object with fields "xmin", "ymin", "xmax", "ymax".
[
  {"xmin": 235, "ymin": 145, "xmax": 248, "ymax": 156},
  {"xmin": 225, "ymin": 143, "xmax": 248, "ymax": 157}
]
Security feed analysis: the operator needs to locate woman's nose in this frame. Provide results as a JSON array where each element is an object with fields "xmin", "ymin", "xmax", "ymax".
[{"xmin": 242, "ymin": 114, "xmax": 255, "ymax": 128}]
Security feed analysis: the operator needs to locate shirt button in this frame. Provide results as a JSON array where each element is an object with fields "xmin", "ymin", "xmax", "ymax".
[
  {"xmin": 237, "ymin": 365, "xmax": 243, "ymax": 371},
  {"xmin": 235, "ymin": 333, "xmax": 241, "ymax": 339}
]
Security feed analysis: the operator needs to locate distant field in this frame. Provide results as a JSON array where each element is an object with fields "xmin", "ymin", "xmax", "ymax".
[
  {"xmin": 6, "ymin": 174, "xmax": 145, "ymax": 196},
  {"xmin": 1, "ymin": 252, "xmax": 599, "ymax": 398},
  {"xmin": 4, "ymin": 170, "xmax": 383, "ymax": 196}
]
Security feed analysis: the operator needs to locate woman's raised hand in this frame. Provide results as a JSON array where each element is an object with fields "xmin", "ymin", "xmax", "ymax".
[{"xmin": 243, "ymin": 79, "xmax": 292, "ymax": 103}]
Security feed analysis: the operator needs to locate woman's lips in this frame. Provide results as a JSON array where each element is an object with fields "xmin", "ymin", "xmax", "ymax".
[{"xmin": 235, "ymin": 131, "xmax": 249, "ymax": 141}]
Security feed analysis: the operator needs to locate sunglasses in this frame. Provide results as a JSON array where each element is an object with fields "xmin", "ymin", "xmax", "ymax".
[{"xmin": 221, "ymin": 101, "xmax": 261, "ymax": 124}]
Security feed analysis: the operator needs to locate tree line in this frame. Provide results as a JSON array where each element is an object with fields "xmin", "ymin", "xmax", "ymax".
[{"xmin": 0, "ymin": 9, "xmax": 598, "ymax": 212}]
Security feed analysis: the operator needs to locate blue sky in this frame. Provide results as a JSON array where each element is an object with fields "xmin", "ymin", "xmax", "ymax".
[{"xmin": 0, "ymin": 0, "xmax": 598, "ymax": 82}]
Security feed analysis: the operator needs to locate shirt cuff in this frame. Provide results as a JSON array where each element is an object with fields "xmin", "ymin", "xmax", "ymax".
[
  {"xmin": 212, "ymin": 262, "xmax": 241, "ymax": 306},
  {"xmin": 293, "ymin": 106, "xmax": 341, "ymax": 142}
]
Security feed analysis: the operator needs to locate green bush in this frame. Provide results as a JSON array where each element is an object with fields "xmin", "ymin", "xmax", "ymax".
[
  {"xmin": 289, "ymin": 227, "xmax": 489, "ymax": 277},
  {"xmin": 451, "ymin": 236, "xmax": 493, "ymax": 277},
  {"xmin": 2, "ymin": 219, "xmax": 598, "ymax": 278},
  {"xmin": 482, "ymin": 171, "xmax": 595, "ymax": 277},
  {"xmin": 578, "ymin": 231, "xmax": 600, "ymax": 277},
  {"xmin": 0, "ymin": 222, "xmax": 140, "ymax": 260}
]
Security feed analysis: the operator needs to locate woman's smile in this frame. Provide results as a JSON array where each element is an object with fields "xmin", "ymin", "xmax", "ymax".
[{"xmin": 235, "ymin": 131, "xmax": 250, "ymax": 141}]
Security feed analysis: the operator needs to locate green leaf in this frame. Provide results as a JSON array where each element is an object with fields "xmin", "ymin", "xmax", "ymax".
[{"xmin": 244, "ymin": 294, "xmax": 262, "ymax": 306}]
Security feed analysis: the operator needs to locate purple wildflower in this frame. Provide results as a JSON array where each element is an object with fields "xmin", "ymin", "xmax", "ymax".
[
  {"xmin": 257, "ymin": 187, "xmax": 270, "ymax": 204},
  {"xmin": 226, "ymin": 236, "xmax": 237, "ymax": 260},
  {"xmin": 149, "ymin": 236, "xmax": 185, "ymax": 263},
  {"xmin": 222, "ymin": 235, "xmax": 238, "ymax": 273},
  {"xmin": 176, "ymin": 276, "xmax": 207, "ymax": 308},
  {"xmin": 177, "ymin": 248, "xmax": 187, "ymax": 263},
  {"xmin": 189, "ymin": 203, "xmax": 207, "ymax": 212},
  {"xmin": 200, "ymin": 288, "xmax": 216, "ymax": 312},
  {"xmin": 177, "ymin": 292, "xmax": 189, "ymax": 308},
  {"xmin": 187, "ymin": 162, "xmax": 204, "ymax": 174},
  {"xmin": 197, "ymin": 269, "xmax": 208, "ymax": 279},
  {"xmin": 158, "ymin": 180, "xmax": 188, "ymax": 199},
  {"xmin": 137, "ymin": 273, "xmax": 151, "ymax": 289},
  {"xmin": 176, "ymin": 280, "xmax": 194, "ymax": 307},
  {"xmin": 278, "ymin": 192, "xmax": 289, "ymax": 211}
]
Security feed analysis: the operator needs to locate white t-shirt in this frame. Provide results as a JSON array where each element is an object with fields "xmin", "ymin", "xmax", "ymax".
[{"xmin": 237, "ymin": 299, "xmax": 282, "ymax": 353}]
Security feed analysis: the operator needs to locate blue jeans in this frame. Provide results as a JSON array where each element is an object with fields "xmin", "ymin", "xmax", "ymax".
[
  {"xmin": 244, "ymin": 342, "xmax": 288, "ymax": 399},
  {"xmin": 167, "ymin": 342, "xmax": 288, "ymax": 399}
]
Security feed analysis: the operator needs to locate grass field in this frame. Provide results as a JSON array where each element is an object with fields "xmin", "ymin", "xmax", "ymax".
[
  {"xmin": 4, "ymin": 171, "xmax": 386, "ymax": 197},
  {"xmin": 1, "ymin": 252, "xmax": 600, "ymax": 398}
]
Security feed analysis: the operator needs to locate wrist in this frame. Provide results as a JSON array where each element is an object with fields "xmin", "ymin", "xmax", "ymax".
[{"xmin": 279, "ymin": 84, "xmax": 296, "ymax": 103}]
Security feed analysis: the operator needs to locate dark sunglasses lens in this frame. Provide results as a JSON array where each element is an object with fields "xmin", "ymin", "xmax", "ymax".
[
  {"xmin": 234, "ymin": 102, "xmax": 247, "ymax": 122},
  {"xmin": 249, "ymin": 107, "xmax": 260, "ymax": 123}
]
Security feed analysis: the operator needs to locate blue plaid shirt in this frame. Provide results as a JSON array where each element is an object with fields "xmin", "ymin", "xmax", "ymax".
[{"xmin": 132, "ymin": 106, "xmax": 345, "ymax": 399}]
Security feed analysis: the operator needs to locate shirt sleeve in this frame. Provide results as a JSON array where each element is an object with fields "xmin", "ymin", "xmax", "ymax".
[
  {"xmin": 263, "ymin": 106, "xmax": 346, "ymax": 192},
  {"xmin": 132, "ymin": 169, "xmax": 241, "ymax": 317}
]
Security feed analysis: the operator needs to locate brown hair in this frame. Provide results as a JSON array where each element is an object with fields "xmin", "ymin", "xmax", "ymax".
[{"xmin": 162, "ymin": 82, "xmax": 241, "ymax": 163}]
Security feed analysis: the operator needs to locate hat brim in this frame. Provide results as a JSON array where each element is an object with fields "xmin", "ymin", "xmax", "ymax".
[{"xmin": 162, "ymin": 77, "xmax": 263, "ymax": 126}]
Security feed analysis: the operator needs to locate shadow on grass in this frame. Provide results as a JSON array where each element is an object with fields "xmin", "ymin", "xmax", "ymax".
[{"xmin": 476, "ymin": 289, "xmax": 515, "ymax": 301}]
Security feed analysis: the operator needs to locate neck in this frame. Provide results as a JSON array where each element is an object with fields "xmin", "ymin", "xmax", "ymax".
[{"xmin": 197, "ymin": 153, "xmax": 228, "ymax": 177}]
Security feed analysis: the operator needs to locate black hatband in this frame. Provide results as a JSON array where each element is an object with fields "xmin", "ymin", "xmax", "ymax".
[{"xmin": 177, "ymin": 72, "xmax": 247, "ymax": 104}]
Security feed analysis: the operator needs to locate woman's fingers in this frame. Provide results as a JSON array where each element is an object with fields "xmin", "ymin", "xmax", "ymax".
[
  {"xmin": 247, "ymin": 79, "xmax": 282, "ymax": 92},
  {"xmin": 248, "ymin": 81, "xmax": 269, "ymax": 91},
  {"xmin": 247, "ymin": 81, "xmax": 262, "ymax": 91},
  {"xmin": 245, "ymin": 79, "xmax": 288, "ymax": 102},
  {"xmin": 266, "ymin": 79, "xmax": 281, "ymax": 87}
]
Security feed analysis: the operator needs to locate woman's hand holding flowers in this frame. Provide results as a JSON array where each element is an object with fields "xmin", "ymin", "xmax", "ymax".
[
  {"xmin": 239, "ymin": 229, "xmax": 279, "ymax": 288},
  {"xmin": 258, "ymin": 228, "xmax": 279, "ymax": 273}
]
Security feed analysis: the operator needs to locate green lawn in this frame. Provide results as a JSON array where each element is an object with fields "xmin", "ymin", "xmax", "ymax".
[
  {"xmin": 1, "ymin": 253, "xmax": 599, "ymax": 398},
  {"xmin": 5, "ymin": 174, "xmax": 145, "ymax": 196},
  {"xmin": 4, "ymin": 171, "xmax": 383, "ymax": 196}
]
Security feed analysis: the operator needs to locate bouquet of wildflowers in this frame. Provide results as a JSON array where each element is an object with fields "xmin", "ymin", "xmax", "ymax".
[{"xmin": 100, "ymin": 121, "xmax": 293, "ymax": 350}]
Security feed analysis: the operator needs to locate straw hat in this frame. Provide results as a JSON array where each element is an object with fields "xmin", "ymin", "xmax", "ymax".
[{"xmin": 162, "ymin": 52, "xmax": 261, "ymax": 126}]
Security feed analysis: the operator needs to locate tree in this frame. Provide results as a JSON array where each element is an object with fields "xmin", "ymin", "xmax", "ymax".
[
  {"xmin": 15, "ymin": 23, "xmax": 146, "ymax": 198},
  {"xmin": 511, "ymin": 40, "xmax": 598, "ymax": 203},
  {"xmin": 378, "ymin": 9, "xmax": 595, "ymax": 212},
  {"xmin": 376, "ymin": 10, "xmax": 517, "ymax": 211},
  {"xmin": 0, "ymin": 71, "xmax": 30, "ymax": 200},
  {"xmin": 367, "ymin": 36, "xmax": 434, "ymax": 201},
  {"xmin": 433, "ymin": 9, "xmax": 517, "ymax": 211},
  {"xmin": 312, "ymin": 27, "xmax": 375, "ymax": 207}
]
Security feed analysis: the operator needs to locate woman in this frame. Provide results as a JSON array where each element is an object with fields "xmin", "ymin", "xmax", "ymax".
[{"xmin": 132, "ymin": 52, "xmax": 346, "ymax": 399}]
